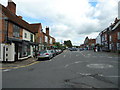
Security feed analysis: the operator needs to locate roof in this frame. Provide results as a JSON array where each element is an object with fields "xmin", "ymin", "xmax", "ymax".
[
  {"xmin": 1, "ymin": 4, "xmax": 35, "ymax": 34},
  {"xmin": 30, "ymin": 23, "xmax": 42, "ymax": 33},
  {"xmin": 112, "ymin": 20, "xmax": 120, "ymax": 30}
]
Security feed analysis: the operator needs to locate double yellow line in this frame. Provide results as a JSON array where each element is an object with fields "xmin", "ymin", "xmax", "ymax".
[{"xmin": 0, "ymin": 61, "xmax": 41, "ymax": 70}]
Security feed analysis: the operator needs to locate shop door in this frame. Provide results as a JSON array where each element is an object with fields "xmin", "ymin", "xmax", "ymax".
[{"xmin": 15, "ymin": 43, "xmax": 18, "ymax": 61}]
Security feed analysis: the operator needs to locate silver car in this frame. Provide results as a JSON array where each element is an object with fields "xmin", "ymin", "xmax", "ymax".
[{"xmin": 37, "ymin": 50, "xmax": 53, "ymax": 60}]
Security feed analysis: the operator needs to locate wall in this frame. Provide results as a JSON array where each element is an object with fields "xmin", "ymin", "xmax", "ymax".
[{"xmin": 23, "ymin": 29, "xmax": 34, "ymax": 42}]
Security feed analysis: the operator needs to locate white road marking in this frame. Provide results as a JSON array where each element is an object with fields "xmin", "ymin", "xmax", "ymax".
[
  {"xmin": 108, "ymin": 57, "xmax": 113, "ymax": 58},
  {"xmin": 76, "ymin": 55, "xmax": 79, "ymax": 57},
  {"xmin": 64, "ymin": 61, "xmax": 87, "ymax": 68},
  {"xmin": 3, "ymin": 69, "xmax": 11, "ymax": 72},
  {"xmin": 86, "ymin": 64, "xmax": 113, "ymax": 69},
  {"xmin": 65, "ymin": 64, "xmax": 69, "ymax": 68},
  {"xmin": 63, "ymin": 55, "xmax": 66, "ymax": 58},
  {"xmin": 75, "ymin": 61, "xmax": 81, "ymax": 63},
  {"xmin": 104, "ymin": 76, "xmax": 120, "ymax": 77}
]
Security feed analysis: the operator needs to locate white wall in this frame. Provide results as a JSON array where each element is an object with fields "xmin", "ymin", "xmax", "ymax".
[
  {"xmin": 0, "ymin": 44, "xmax": 3, "ymax": 61},
  {"xmin": 0, "ymin": 43, "xmax": 15, "ymax": 62},
  {"xmin": 96, "ymin": 34, "xmax": 101, "ymax": 44},
  {"xmin": 6, "ymin": 43, "xmax": 15, "ymax": 62},
  {"xmin": 23, "ymin": 29, "xmax": 35, "ymax": 42},
  {"xmin": 45, "ymin": 36, "xmax": 48, "ymax": 43},
  {"xmin": 50, "ymin": 38, "xmax": 52, "ymax": 44}
]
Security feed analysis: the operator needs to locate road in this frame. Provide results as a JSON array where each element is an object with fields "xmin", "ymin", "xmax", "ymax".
[{"xmin": 2, "ymin": 50, "xmax": 120, "ymax": 88}]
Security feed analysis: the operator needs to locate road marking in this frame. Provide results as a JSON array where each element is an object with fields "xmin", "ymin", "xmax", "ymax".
[
  {"xmin": 108, "ymin": 57, "xmax": 113, "ymax": 58},
  {"xmin": 76, "ymin": 55, "xmax": 79, "ymax": 57},
  {"xmin": 63, "ymin": 55, "xmax": 66, "ymax": 58},
  {"xmin": 86, "ymin": 64, "xmax": 113, "ymax": 69},
  {"xmin": 2, "ymin": 69, "xmax": 11, "ymax": 72},
  {"xmin": 65, "ymin": 64, "xmax": 69, "ymax": 68},
  {"xmin": 75, "ymin": 61, "xmax": 81, "ymax": 63},
  {"xmin": 0, "ymin": 61, "xmax": 41, "ymax": 70},
  {"xmin": 104, "ymin": 76, "xmax": 120, "ymax": 77},
  {"xmin": 64, "ymin": 61, "xmax": 87, "ymax": 68}
]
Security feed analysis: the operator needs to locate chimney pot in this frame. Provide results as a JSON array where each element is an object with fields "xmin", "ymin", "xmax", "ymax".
[{"xmin": 7, "ymin": 0, "xmax": 16, "ymax": 14}]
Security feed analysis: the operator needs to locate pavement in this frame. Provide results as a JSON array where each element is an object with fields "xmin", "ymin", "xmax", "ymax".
[
  {"xmin": 1, "ymin": 57, "xmax": 38, "ymax": 69},
  {"xmin": 2, "ymin": 50, "xmax": 120, "ymax": 88}
]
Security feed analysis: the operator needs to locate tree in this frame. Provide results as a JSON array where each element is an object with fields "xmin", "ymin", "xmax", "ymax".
[{"xmin": 64, "ymin": 40, "xmax": 72, "ymax": 48}]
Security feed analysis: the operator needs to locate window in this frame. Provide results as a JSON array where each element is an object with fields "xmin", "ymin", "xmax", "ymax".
[
  {"xmin": 30, "ymin": 34, "xmax": 33, "ymax": 42},
  {"xmin": 50, "ymin": 38, "xmax": 52, "ymax": 44},
  {"xmin": 45, "ymin": 36, "xmax": 48, "ymax": 43},
  {"xmin": 109, "ymin": 35, "xmax": 112, "ymax": 41},
  {"xmin": 105, "ymin": 34, "xmax": 107, "ymax": 40},
  {"xmin": 13, "ymin": 24, "xmax": 20, "ymax": 38},
  {"xmin": 24, "ymin": 33, "xmax": 27, "ymax": 38},
  {"xmin": 117, "ymin": 43, "xmax": 120, "ymax": 50},
  {"xmin": 40, "ymin": 37, "xmax": 42, "ymax": 43},
  {"xmin": 118, "ymin": 32, "xmax": 120, "ymax": 40},
  {"xmin": 109, "ymin": 44, "xmax": 112, "ymax": 50}
]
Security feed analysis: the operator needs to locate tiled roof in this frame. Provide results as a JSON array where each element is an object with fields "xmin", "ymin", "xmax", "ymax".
[
  {"xmin": 30, "ymin": 23, "xmax": 42, "ymax": 33},
  {"xmin": 1, "ymin": 4, "xmax": 35, "ymax": 33}
]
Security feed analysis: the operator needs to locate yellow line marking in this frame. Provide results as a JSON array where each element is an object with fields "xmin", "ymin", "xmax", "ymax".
[{"xmin": 0, "ymin": 61, "xmax": 41, "ymax": 70}]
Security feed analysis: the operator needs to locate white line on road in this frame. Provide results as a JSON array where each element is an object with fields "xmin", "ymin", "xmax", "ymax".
[
  {"xmin": 76, "ymin": 55, "xmax": 79, "ymax": 57},
  {"xmin": 63, "ymin": 55, "xmax": 66, "ymax": 58},
  {"xmin": 3, "ymin": 69, "xmax": 11, "ymax": 72}
]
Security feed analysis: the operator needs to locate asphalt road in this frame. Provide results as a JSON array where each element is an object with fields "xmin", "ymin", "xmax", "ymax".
[{"xmin": 2, "ymin": 50, "xmax": 120, "ymax": 88}]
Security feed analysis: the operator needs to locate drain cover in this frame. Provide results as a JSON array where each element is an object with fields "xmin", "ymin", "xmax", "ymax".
[{"xmin": 86, "ymin": 64, "xmax": 113, "ymax": 69}]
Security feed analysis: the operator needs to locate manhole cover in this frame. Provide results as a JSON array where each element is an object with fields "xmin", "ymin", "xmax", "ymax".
[{"xmin": 86, "ymin": 64, "xmax": 113, "ymax": 69}]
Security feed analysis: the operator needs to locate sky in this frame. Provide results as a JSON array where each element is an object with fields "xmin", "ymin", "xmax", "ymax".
[{"xmin": 1, "ymin": 0, "xmax": 119, "ymax": 45}]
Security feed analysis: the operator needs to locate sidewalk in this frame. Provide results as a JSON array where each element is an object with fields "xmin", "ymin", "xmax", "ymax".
[{"xmin": 1, "ymin": 57, "xmax": 38, "ymax": 69}]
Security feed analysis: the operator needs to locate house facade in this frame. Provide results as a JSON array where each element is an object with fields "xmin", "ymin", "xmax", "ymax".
[
  {"xmin": 84, "ymin": 37, "xmax": 96, "ymax": 50},
  {"xmin": 109, "ymin": 21, "xmax": 120, "ymax": 52},
  {"xmin": 0, "ymin": 1, "xmax": 35, "ymax": 62},
  {"xmin": 100, "ymin": 18, "xmax": 120, "ymax": 52}
]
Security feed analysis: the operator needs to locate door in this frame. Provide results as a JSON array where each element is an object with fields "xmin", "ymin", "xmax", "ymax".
[{"xmin": 15, "ymin": 43, "xmax": 18, "ymax": 61}]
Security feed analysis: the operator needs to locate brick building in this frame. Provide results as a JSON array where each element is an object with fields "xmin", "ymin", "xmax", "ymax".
[
  {"xmin": 0, "ymin": 1, "xmax": 36, "ymax": 61},
  {"xmin": 84, "ymin": 37, "xmax": 96, "ymax": 50},
  {"xmin": 109, "ymin": 20, "xmax": 120, "ymax": 52},
  {"xmin": 100, "ymin": 18, "xmax": 120, "ymax": 52},
  {"xmin": 0, "ymin": 0, "xmax": 56, "ymax": 62}
]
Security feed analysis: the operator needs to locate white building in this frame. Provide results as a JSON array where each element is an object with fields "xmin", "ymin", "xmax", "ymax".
[{"xmin": 96, "ymin": 34, "xmax": 101, "ymax": 45}]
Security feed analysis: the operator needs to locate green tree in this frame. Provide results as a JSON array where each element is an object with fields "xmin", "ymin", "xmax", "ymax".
[{"xmin": 64, "ymin": 40, "xmax": 72, "ymax": 48}]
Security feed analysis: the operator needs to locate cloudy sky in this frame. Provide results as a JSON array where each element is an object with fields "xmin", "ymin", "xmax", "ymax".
[{"xmin": 1, "ymin": 0, "xmax": 119, "ymax": 45}]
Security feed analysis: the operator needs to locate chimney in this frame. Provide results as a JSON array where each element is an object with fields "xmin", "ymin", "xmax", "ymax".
[
  {"xmin": 7, "ymin": 0, "xmax": 16, "ymax": 14},
  {"xmin": 18, "ymin": 16, "xmax": 22, "ymax": 19},
  {"xmin": 46, "ymin": 26, "xmax": 49, "ymax": 36}
]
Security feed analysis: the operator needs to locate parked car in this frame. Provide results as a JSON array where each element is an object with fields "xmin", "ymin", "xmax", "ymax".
[
  {"xmin": 37, "ymin": 50, "xmax": 53, "ymax": 60},
  {"xmin": 50, "ymin": 49, "xmax": 57, "ymax": 57},
  {"xmin": 55, "ymin": 49, "xmax": 62, "ymax": 54},
  {"xmin": 69, "ymin": 48, "xmax": 78, "ymax": 51}
]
